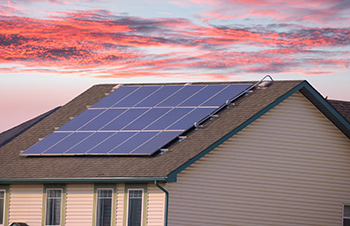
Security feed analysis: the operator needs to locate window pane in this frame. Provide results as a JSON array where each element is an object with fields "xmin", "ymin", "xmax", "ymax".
[
  {"xmin": 344, "ymin": 219, "xmax": 350, "ymax": 226},
  {"xmin": 96, "ymin": 189, "xmax": 112, "ymax": 226},
  {"xmin": 345, "ymin": 205, "xmax": 350, "ymax": 218},
  {"xmin": 128, "ymin": 190, "xmax": 142, "ymax": 226},
  {"xmin": 46, "ymin": 189, "xmax": 62, "ymax": 226},
  {"xmin": 0, "ymin": 191, "xmax": 4, "ymax": 225}
]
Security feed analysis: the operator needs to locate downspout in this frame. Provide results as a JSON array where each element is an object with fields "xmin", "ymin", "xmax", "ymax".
[{"xmin": 154, "ymin": 180, "xmax": 169, "ymax": 226}]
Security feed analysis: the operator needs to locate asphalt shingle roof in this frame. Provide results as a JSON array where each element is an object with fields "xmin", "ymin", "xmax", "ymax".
[
  {"xmin": 0, "ymin": 80, "xmax": 324, "ymax": 180},
  {"xmin": 328, "ymin": 99, "xmax": 350, "ymax": 123}
]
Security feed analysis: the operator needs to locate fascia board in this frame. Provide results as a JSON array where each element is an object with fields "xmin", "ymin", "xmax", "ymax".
[{"xmin": 0, "ymin": 177, "xmax": 167, "ymax": 184}]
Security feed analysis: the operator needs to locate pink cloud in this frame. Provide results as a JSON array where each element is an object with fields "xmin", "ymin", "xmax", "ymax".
[{"xmin": 0, "ymin": 9, "xmax": 349, "ymax": 79}]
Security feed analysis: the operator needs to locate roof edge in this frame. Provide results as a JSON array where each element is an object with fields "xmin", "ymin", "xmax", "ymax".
[
  {"xmin": 0, "ymin": 177, "xmax": 167, "ymax": 184},
  {"xmin": 166, "ymin": 80, "xmax": 350, "ymax": 181}
]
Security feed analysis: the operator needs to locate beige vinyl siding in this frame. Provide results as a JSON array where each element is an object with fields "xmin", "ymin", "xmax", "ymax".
[
  {"xmin": 147, "ymin": 183, "xmax": 165, "ymax": 226},
  {"xmin": 65, "ymin": 184, "xmax": 93, "ymax": 226},
  {"xmin": 167, "ymin": 91, "xmax": 350, "ymax": 226},
  {"xmin": 9, "ymin": 184, "xmax": 43, "ymax": 226},
  {"xmin": 116, "ymin": 183, "xmax": 124, "ymax": 226}
]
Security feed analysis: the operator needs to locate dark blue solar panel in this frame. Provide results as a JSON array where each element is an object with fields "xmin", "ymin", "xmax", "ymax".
[
  {"xmin": 134, "ymin": 86, "xmax": 183, "ymax": 107},
  {"xmin": 78, "ymin": 109, "xmax": 127, "ymax": 131},
  {"xmin": 144, "ymin": 108, "xmax": 194, "ymax": 131},
  {"xmin": 90, "ymin": 86, "xmax": 140, "ymax": 108},
  {"xmin": 109, "ymin": 132, "xmax": 158, "ymax": 155},
  {"xmin": 179, "ymin": 85, "xmax": 228, "ymax": 107},
  {"xmin": 87, "ymin": 132, "xmax": 136, "ymax": 154},
  {"xmin": 167, "ymin": 108, "xmax": 215, "ymax": 130},
  {"xmin": 43, "ymin": 132, "xmax": 93, "ymax": 154},
  {"xmin": 156, "ymin": 85, "xmax": 205, "ymax": 107},
  {"xmin": 64, "ymin": 132, "xmax": 114, "ymax": 154},
  {"xmin": 131, "ymin": 131, "xmax": 182, "ymax": 155},
  {"xmin": 123, "ymin": 108, "xmax": 172, "ymax": 130},
  {"xmin": 57, "ymin": 109, "xmax": 105, "ymax": 131},
  {"xmin": 201, "ymin": 84, "xmax": 251, "ymax": 107},
  {"xmin": 100, "ymin": 108, "xmax": 149, "ymax": 131},
  {"xmin": 21, "ymin": 132, "xmax": 71, "ymax": 155},
  {"xmin": 112, "ymin": 86, "xmax": 161, "ymax": 108}
]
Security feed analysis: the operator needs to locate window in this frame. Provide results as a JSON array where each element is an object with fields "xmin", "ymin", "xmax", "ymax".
[
  {"xmin": 127, "ymin": 189, "xmax": 143, "ymax": 226},
  {"xmin": 344, "ymin": 205, "xmax": 350, "ymax": 226},
  {"xmin": 96, "ymin": 189, "xmax": 113, "ymax": 226},
  {"xmin": 45, "ymin": 189, "xmax": 62, "ymax": 226},
  {"xmin": 0, "ymin": 190, "xmax": 5, "ymax": 226}
]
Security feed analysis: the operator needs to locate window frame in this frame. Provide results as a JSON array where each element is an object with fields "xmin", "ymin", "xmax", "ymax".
[
  {"xmin": 123, "ymin": 184, "xmax": 147, "ymax": 226},
  {"xmin": 93, "ymin": 184, "xmax": 116, "ymax": 226},
  {"xmin": 343, "ymin": 204, "xmax": 350, "ymax": 226},
  {"xmin": 42, "ymin": 184, "xmax": 66, "ymax": 226},
  {"xmin": 0, "ymin": 189, "xmax": 6, "ymax": 226},
  {"xmin": 0, "ymin": 185, "xmax": 9, "ymax": 226}
]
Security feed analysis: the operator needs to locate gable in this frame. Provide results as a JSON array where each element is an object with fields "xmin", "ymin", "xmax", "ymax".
[{"xmin": 167, "ymin": 91, "xmax": 350, "ymax": 225}]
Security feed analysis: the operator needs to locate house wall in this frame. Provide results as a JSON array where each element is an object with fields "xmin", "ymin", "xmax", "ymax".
[
  {"xmin": 8, "ymin": 184, "xmax": 43, "ymax": 226},
  {"xmin": 6, "ymin": 183, "xmax": 164, "ymax": 226},
  {"xmin": 65, "ymin": 184, "xmax": 94, "ymax": 226},
  {"xmin": 167, "ymin": 91, "xmax": 350, "ymax": 226}
]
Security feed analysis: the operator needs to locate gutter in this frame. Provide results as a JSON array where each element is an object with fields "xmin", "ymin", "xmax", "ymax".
[
  {"xmin": 0, "ymin": 177, "xmax": 167, "ymax": 184},
  {"xmin": 155, "ymin": 180, "xmax": 169, "ymax": 226}
]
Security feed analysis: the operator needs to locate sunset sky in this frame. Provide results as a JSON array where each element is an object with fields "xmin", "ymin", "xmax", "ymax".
[{"xmin": 1, "ymin": 0, "xmax": 350, "ymax": 132}]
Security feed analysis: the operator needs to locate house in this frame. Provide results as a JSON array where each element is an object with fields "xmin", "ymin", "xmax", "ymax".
[{"xmin": 1, "ymin": 79, "xmax": 350, "ymax": 226}]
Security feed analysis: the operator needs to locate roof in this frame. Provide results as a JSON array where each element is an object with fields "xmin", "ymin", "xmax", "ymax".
[
  {"xmin": 1, "ymin": 80, "xmax": 350, "ymax": 183},
  {"xmin": 328, "ymin": 99, "xmax": 350, "ymax": 123},
  {"xmin": 0, "ymin": 107, "xmax": 60, "ymax": 149}
]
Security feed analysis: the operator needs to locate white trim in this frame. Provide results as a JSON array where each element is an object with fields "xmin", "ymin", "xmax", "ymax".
[
  {"xmin": 45, "ymin": 188, "xmax": 63, "ymax": 226},
  {"xmin": 96, "ymin": 188, "xmax": 114, "ymax": 226},
  {"xmin": 0, "ymin": 189, "xmax": 5, "ymax": 226},
  {"xmin": 126, "ymin": 188, "xmax": 144, "ymax": 226}
]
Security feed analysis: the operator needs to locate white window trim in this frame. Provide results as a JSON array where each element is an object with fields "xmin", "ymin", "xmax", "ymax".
[
  {"xmin": 96, "ymin": 188, "xmax": 114, "ymax": 226},
  {"xmin": 126, "ymin": 188, "xmax": 144, "ymax": 226},
  {"xmin": 0, "ymin": 189, "xmax": 5, "ymax": 226},
  {"xmin": 45, "ymin": 188, "xmax": 63, "ymax": 226}
]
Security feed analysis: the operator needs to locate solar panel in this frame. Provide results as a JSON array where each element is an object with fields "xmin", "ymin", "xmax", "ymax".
[
  {"xmin": 144, "ymin": 108, "xmax": 194, "ymax": 131},
  {"xmin": 201, "ymin": 84, "xmax": 251, "ymax": 107},
  {"xmin": 100, "ymin": 108, "xmax": 149, "ymax": 131},
  {"xmin": 90, "ymin": 86, "xmax": 140, "ymax": 108},
  {"xmin": 23, "ymin": 132, "xmax": 71, "ymax": 155},
  {"xmin": 156, "ymin": 85, "xmax": 205, "ymax": 107},
  {"xmin": 64, "ymin": 132, "xmax": 115, "ymax": 154},
  {"xmin": 57, "ymin": 109, "xmax": 105, "ymax": 131},
  {"xmin": 21, "ymin": 83, "xmax": 252, "ymax": 156},
  {"xmin": 87, "ymin": 132, "xmax": 137, "ymax": 154},
  {"xmin": 43, "ymin": 132, "xmax": 93, "ymax": 154},
  {"xmin": 112, "ymin": 86, "xmax": 161, "ymax": 108},
  {"xmin": 134, "ymin": 86, "xmax": 183, "ymax": 107},
  {"xmin": 108, "ymin": 132, "xmax": 159, "ymax": 155}
]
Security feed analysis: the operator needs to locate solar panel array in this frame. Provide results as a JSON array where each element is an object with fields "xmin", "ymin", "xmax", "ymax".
[{"xmin": 21, "ymin": 84, "xmax": 251, "ymax": 156}]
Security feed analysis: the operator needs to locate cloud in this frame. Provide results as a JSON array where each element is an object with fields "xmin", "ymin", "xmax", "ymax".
[
  {"xmin": 193, "ymin": 0, "xmax": 350, "ymax": 27},
  {"xmin": 0, "ymin": 9, "xmax": 349, "ymax": 79}
]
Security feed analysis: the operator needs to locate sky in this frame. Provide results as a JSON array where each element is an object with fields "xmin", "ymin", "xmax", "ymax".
[{"xmin": 1, "ymin": 0, "xmax": 350, "ymax": 132}]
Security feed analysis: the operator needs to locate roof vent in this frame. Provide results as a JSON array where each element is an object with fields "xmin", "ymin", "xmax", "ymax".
[
  {"xmin": 257, "ymin": 81, "xmax": 272, "ymax": 89},
  {"xmin": 184, "ymin": 82, "xmax": 192, "ymax": 86}
]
